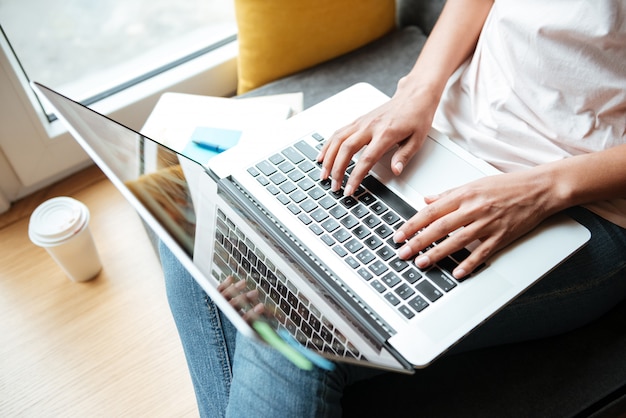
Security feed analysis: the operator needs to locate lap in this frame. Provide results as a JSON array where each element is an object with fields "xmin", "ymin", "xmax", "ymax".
[{"xmin": 161, "ymin": 206, "xmax": 626, "ymax": 416}]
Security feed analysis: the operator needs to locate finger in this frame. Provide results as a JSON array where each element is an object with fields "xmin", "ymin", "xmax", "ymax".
[
  {"xmin": 341, "ymin": 130, "xmax": 404, "ymax": 195},
  {"xmin": 318, "ymin": 124, "xmax": 357, "ymax": 180},
  {"xmin": 217, "ymin": 275, "xmax": 235, "ymax": 292},
  {"xmin": 452, "ymin": 235, "xmax": 501, "ymax": 279},
  {"xmin": 393, "ymin": 195, "xmax": 459, "ymax": 245},
  {"xmin": 390, "ymin": 133, "xmax": 426, "ymax": 176},
  {"xmin": 329, "ymin": 130, "xmax": 373, "ymax": 192},
  {"xmin": 411, "ymin": 221, "xmax": 484, "ymax": 270},
  {"xmin": 399, "ymin": 216, "xmax": 465, "ymax": 264}
]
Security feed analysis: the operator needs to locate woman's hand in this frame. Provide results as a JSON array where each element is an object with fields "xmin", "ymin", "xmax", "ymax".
[
  {"xmin": 317, "ymin": 82, "xmax": 439, "ymax": 196},
  {"xmin": 218, "ymin": 276, "xmax": 266, "ymax": 324},
  {"xmin": 393, "ymin": 169, "xmax": 560, "ymax": 279}
]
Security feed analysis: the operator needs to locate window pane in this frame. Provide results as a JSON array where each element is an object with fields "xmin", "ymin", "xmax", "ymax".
[{"xmin": 0, "ymin": 0, "xmax": 236, "ymax": 105}]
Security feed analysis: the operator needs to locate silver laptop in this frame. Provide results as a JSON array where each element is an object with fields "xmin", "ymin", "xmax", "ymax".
[{"xmin": 33, "ymin": 81, "xmax": 590, "ymax": 373}]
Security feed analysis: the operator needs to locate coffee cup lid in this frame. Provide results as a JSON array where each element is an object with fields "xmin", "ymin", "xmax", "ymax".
[{"xmin": 29, "ymin": 197, "xmax": 90, "ymax": 246}]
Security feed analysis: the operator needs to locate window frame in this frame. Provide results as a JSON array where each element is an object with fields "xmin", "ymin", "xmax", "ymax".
[{"xmin": 0, "ymin": 28, "xmax": 239, "ymax": 212}]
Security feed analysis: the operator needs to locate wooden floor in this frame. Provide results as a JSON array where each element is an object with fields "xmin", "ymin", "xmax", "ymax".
[{"xmin": 0, "ymin": 165, "xmax": 198, "ymax": 417}]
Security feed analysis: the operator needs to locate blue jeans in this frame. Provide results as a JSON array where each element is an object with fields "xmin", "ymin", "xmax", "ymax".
[{"xmin": 160, "ymin": 207, "xmax": 626, "ymax": 417}]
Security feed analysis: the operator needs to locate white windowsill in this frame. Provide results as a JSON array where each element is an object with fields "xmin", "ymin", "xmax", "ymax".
[{"xmin": 0, "ymin": 38, "xmax": 239, "ymax": 205}]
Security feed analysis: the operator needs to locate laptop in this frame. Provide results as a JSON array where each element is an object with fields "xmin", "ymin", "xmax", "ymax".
[{"xmin": 32, "ymin": 81, "xmax": 590, "ymax": 373}]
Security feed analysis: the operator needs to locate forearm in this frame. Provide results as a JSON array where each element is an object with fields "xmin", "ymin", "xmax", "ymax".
[
  {"xmin": 399, "ymin": 0, "xmax": 494, "ymax": 101},
  {"xmin": 538, "ymin": 144, "xmax": 626, "ymax": 214}
]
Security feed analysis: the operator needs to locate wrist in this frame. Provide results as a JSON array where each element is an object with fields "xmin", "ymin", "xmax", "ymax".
[{"xmin": 534, "ymin": 159, "xmax": 589, "ymax": 215}]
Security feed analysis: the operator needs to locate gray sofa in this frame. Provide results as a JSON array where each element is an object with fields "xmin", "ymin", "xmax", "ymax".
[{"xmin": 239, "ymin": 0, "xmax": 626, "ymax": 416}]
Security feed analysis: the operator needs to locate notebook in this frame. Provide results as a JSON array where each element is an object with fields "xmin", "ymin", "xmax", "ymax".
[{"xmin": 32, "ymin": 82, "xmax": 590, "ymax": 373}]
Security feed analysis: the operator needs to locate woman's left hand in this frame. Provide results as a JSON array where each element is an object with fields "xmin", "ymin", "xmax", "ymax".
[{"xmin": 393, "ymin": 169, "xmax": 560, "ymax": 279}]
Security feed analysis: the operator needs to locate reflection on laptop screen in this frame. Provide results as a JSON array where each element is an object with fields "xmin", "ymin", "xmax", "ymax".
[{"xmin": 40, "ymin": 84, "xmax": 197, "ymax": 257}]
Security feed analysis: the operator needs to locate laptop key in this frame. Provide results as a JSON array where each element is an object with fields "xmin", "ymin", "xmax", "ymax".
[
  {"xmin": 333, "ymin": 246, "xmax": 348, "ymax": 258},
  {"xmin": 270, "ymin": 172, "xmax": 287, "ymax": 185},
  {"xmin": 256, "ymin": 160, "xmax": 277, "ymax": 176},
  {"xmin": 363, "ymin": 214, "xmax": 381, "ymax": 229},
  {"xmin": 357, "ymin": 268, "xmax": 373, "ymax": 281},
  {"xmin": 381, "ymin": 272, "xmax": 401, "ymax": 288},
  {"xmin": 359, "ymin": 192, "xmax": 376, "ymax": 206},
  {"xmin": 310, "ymin": 208, "xmax": 329, "ymax": 223},
  {"xmin": 398, "ymin": 305, "xmax": 416, "ymax": 319},
  {"xmin": 352, "ymin": 225, "xmax": 370, "ymax": 239},
  {"xmin": 329, "ymin": 205, "xmax": 348, "ymax": 219},
  {"xmin": 341, "ymin": 215, "xmax": 359, "ymax": 229},
  {"xmin": 408, "ymin": 295, "xmax": 429, "ymax": 313},
  {"xmin": 278, "ymin": 161, "xmax": 295, "ymax": 173},
  {"xmin": 341, "ymin": 196, "xmax": 359, "ymax": 208},
  {"xmin": 282, "ymin": 147, "xmax": 305, "ymax": 164},
  {"xmin": 299, "ymin": 160, "xmax": 315, "ymax": 173},
  {"xmin": 381, "ymin": 211, "xmax": 401, "ymax": 225},
  {"xmin": 375, "ymin": 224, "xmax": 394, "ymax": 239},
  {"xmin": 309, "ymin": 224, "xmax": 324, "ymax": 236},
  {"xmin": 371, "ymin": 280, "xmax": 385, "ymax": 293},
  {"xmin": 385, "ymin": 292, "xmax": 401, "ymax": 306},
  {"xmin": 402, "ymin": 268, "xmax": 422, "ymax": 284},
  {"xmin": 320, "ymin": 234, "xmax": 335, "ymax": 246},
  {"xmin": 345, "ymin": 257, "xmax": 360, "ymax": 269},
  {"xmin": 319, "ymin": 195, "xmax": 336, "ymax": 210},
  {"xmin": 416, "ymin": 279, "xmax": 443, "ymax": 302},
  {"xmin": 390, "ymin": 257, "xmax": 409, "ymax": 272},
  {"xmin": 370, "ymin": 202, "xmax": 388, "ymax": 215},
  {"xmin": 356, "ymin": 249, "xmax": 376, "ymax": 265},
  {"xmin": 364, "ymin": 235, "xmax": 383, "ymax": 249},
  {"xmin": 294, "ymin": 140, "xmax": 319, "ymax": 161},
  {"xmin": 345, "ymin": 238, "xmax": 364, "ymax": 254},
  {"xmin": 321, "ymin": 218, "xmax": 340, "ymax": 233},
  {"xmin": 308, "ymin": 186, "xmax": 325, "ymax": 200},
  {"xmin": 426, "ymin": 267, "xmax": 457, "ymax": 292},
  {"xmin": 298, "ymin": 213, "xmax": 312, "ymax": 225},
  {"xmin": 269, "ymin": 153, "xmax": 285, "ymax": 165},
  {"xmin": 351, "ymin": 204, "xmax": 369, "ymax": 218},
  {"xmin": 361, "ymin": 175, "xmax": 418, "ymax": 220},
  {"xmin": 298, "ymin": 177, "xmax": 316, "ymax": 191},
  {"xmin": 332, "ymin": 228, "xmax": 351, "ymax": 243},
  {"xmin": 395, "ymin": 283, "xmax": 415, "ymax": 300},
  {"xmin": 369, "ymin": 261, "xmax": 388, "ymax": 276},
  {"xmin": 376, "ymin": 245, "xmax": 394, "ymax": 261},
  {"xmin": 288, "ymin": 170, "xmax": 305, "ymax": 182}
]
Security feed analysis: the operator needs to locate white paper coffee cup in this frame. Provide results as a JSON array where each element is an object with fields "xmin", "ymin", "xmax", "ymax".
[{"xmin": 29, "ymin": 197, "xmax": 102, "ymax": 282}]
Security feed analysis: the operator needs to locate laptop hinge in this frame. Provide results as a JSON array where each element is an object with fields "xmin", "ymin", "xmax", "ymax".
[{"xmin": 218, "ymin": 177, "xmax": 395, "ymax": 345}]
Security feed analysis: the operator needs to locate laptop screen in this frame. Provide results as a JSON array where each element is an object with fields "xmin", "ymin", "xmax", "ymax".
[
  {"xmin": 33, "ymin": 83, "xmax": 380, "ymax": 371},
  {"xmin": 36, "ymin": 84, "xmax": 198, "ymax": 257}
]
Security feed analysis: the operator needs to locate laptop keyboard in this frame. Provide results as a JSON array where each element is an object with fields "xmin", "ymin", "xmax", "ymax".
[
  {"xmin": 212, "ymin": 208, "xmax": 364, "ymax": 360},
  {"xmin": 247, "ymin": 132, "xmax": 478, "ymax": 321}
]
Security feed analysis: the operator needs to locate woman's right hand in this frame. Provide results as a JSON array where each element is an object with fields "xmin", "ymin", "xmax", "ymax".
[{"xmin": 317, "ymin": 80, "xmax": 440, "ymax": 196}]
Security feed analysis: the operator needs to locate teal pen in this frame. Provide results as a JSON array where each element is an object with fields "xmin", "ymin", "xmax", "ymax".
[
  {"xmin": 253, "ymin": 320, "xmax": 313, "ymax": 371},
  {"xmin": 278, "ymin": 328, "xmax": 336, "ymax": 371}
]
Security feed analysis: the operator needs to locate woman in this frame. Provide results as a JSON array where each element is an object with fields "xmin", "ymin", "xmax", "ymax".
[{"xmin": 162, "ymin": 0, "xmax": 626, "ymax": 416}]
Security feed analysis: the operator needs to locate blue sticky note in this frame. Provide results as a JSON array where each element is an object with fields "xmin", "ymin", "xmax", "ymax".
[
  {"xmin": 192, "ymin": 126, "xmax": 242, "ymax": 152},
  {"xmin": 182, "ymin": 126, "xmax": 242, "ymax": 164},
  {"xmin": 182, "ymin": 141, "xmax": 221, "ymax": 164}
]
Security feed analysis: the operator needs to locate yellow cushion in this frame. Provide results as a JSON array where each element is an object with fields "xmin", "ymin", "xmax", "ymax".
[{"xmin": 234, "ymin": 0, "xmax": 396, "ymax": 94}]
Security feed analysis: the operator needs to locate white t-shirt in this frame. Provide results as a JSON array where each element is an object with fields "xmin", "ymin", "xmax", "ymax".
[{"xmin": 433, "ymin": 0, "xmax": 626, "ymax": 228}]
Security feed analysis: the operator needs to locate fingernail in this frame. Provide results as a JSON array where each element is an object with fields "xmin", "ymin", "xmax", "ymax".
[
  {"xmin": 393, "ymin": 231, "xmax": 406, "ymax": 243},
  {"xmin": 320, "ymin": 167, "xmax": 328, "ymax": 180},
  {"xmin": 398, "ymin": 245, "xmax": 412, "ymax": 259},
  {"xmin": 331, "ymin": 179, "xmax": 339, "ymax": 191},
  {"xmin": 415, "ymin": 255, "xmax": 430, "ymax": 268},
  {"xmin": 453, "ymin": 267, "xmax": 466, "ymax": 279},
  {"xmin": 343, "ymin": 184, "xmax": 353, "ymax": 196},
  {"xmin": 394, "ymin": 161, "xmax": 404, "ymax": 174}
]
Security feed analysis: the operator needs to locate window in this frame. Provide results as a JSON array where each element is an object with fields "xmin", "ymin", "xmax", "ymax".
[{"xmin": 0, "ymin": 0, "xmax": 238, "ymax": 211}]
